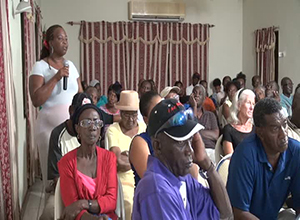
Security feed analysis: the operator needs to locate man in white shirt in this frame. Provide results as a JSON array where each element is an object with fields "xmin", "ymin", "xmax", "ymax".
[{"xmin": 186, "ymin": 72, "xmax": 200, "ymax": 95}]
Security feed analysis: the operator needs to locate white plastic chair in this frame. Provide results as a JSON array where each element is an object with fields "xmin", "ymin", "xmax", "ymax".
[
  {"xmin": 54, "ymin": 178, "xmax": 64, "ymax": 220},
  {"xmin": 216, "ymin": 153, "xmax": 232, "ymax": 185},
  {"xmin": 214, "ymin": 134, "xmax": 224, "ymax": 164}
]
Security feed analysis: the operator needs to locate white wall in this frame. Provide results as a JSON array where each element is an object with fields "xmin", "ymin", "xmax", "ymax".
[
  {"xmin": 243, "ymin": 0, "xmax": 300, "ymax": 89},
  {"xmin": 41, "ymin": 0, "xmax": 243, "ymax": 93},
  {"xmin": 8, "ymin": 0, "xmax": 27, "ymax": 208}
]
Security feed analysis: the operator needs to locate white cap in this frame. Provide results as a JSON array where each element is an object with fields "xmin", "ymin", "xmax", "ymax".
[{"xmin": 160, "ymin": 86, "xmax": 180, "ymax": 98}]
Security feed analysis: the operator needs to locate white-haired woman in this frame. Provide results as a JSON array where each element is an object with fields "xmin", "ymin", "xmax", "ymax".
[{"xmin": 222, "ymin": 89, "xmax": 255, "ymax": 155}]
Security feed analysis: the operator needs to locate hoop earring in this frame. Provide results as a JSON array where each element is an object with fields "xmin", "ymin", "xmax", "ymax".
[
  {"xmin": 77, "ymin": 134, "xmax": 80, "ymax": 140},
  {"xmin": 50, "ymin": 45, "xmax": 54, "ymax": 54}
]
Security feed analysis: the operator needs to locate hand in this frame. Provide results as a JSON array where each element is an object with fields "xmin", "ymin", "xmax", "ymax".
[
  {"xmin": 189, "ymin": 93, "xmax": 197, "ymax": 108},
  {"xmin": 61, "ymin": 200, "xmax": 85, "ymax": 220},
  {"xmin": 55, "ymin": 66, "xmax": 69, "ymax": 81},
  {"xmin": 191, "ymin": 132, "xmax": 211, "ymax": 170},
  {"xmin": 273, "ymin": 90, "xmax": 280, "ymax": 102},
  {"xmin": 121, "ymin": 150, "xmax": 129, "ymax": 157}
]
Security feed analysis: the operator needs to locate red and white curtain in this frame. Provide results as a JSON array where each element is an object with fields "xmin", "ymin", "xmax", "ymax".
[
  {"xmin": 255, "ymin": 26, "xmax": 276, "ymax": 85},
  {"xmin": 0, "ymin": 0, "xmax": 20, "ymax": 219},
  {"xmin": 79, "ymin": 21, "xmax": 210, "ymax": 94},
  {"xmin": 23, "ymin": 0, "xmax": 42, "ymax": 186}
]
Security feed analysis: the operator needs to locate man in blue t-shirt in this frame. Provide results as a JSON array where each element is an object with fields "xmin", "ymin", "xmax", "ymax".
[
  {"xmin": 227, "ymin": 98, "xmax": 300, "ymax": 220},
  {"xmin": 132, "ymin": 99, "xmax": 233, "ymax": 220}
]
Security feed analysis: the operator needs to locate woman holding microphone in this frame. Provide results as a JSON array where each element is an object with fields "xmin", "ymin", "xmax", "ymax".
[{"xmin": 29, "ymin": 24, "xmax": 83, "ymax": 189}]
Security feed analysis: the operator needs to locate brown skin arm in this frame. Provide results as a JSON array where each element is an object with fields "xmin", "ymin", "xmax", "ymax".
[
  {"xmin": 29, "ymin": 66, "xmax": 69, "ymax": 107},
  {"xmin": 77, "ymin": 77, "xmax": 83, "ymax": 93},
  {"xmin": 233, "ymin": 207, "xmax": 259, "ymax": 220},
  {"xmin": 192, "ymin": 133, "xmax": 233, "ymax": 219},
  {"xmin": 222, "ymin": 103, "xmax": 231, "ymax": 120},
  {"xmin": 129, "ymin": 136, "xmax": 150, "ymax": 178},
  {"xmin": 200, "ymin": 129, "xmax": 219, "ymax": 141},
  {"xmin": 110, "ymin": 146, "xmax": 131, "ymax": 172}
]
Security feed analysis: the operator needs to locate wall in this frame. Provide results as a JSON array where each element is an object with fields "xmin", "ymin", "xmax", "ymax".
[
  {"xmin": 243, "ymin": 0, "xmax": 300, "ymax": 89},
  {"xmin": 41, "ymin": 0, "xmax": 243, "ymax": 93},
  {"xmin": 8, "ymin": 0, "xmax": 27, "ymax": 208}
]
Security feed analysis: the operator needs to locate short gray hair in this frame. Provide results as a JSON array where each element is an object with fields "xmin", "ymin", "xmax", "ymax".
[{"xmin": 228, "ymin": 89, "xmax": 255, "ymax": 124}]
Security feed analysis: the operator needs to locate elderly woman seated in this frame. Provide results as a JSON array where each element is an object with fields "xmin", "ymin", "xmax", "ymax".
[
  {"xmin": 105, "ymin": 90, "xmax": 146, "ymax": 220},
  {"xmin": 58, "ymin": 102, "xmax": 118, "ymax": 220},
  {"xmin": 222, "ymin": 89, "xmax": 256, "ymax": 155}
]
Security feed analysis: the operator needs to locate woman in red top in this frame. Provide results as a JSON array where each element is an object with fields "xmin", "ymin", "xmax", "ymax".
[{"xmin": 58, "ymin": 102, "xmax": 118, "ymax": 220}]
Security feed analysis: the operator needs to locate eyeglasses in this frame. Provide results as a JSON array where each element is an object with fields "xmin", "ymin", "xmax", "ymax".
[
  {"xmin": 154, "ymin": 108, "xmax": 194, "ymax": 138},
  {"xmin": 79, "ymin": 119, "xmax": 104, "ymax": 129},
  {"xmin": 122, "ymin": 112, "xmax": 138, "ymax": 120}
]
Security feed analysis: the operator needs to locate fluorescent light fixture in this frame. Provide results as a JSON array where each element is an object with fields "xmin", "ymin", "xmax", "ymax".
[{"xmin": 15, "ymin": 1, "xmax": 32, "ymax": 15}]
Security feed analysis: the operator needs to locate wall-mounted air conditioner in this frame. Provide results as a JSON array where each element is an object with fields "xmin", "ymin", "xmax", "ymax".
[{"xmin": 128, "ymin": 1, "xmax": 185, "ymax": 22}]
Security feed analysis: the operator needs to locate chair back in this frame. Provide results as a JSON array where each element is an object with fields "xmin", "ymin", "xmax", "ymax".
[
  {"xmin": 54, "ymin": 178, "xmax": 64, "ymax": 220},
  {"xmin": 115, "ymin": 176, "xmax": 126, "ymax": 219},
  {"xmin": 214, "ymin": 134, "xmax": 224, "ymax": 164},
  {"xmin": 216, "ymin": 153, "xmax": 232, "ymax": 185}
]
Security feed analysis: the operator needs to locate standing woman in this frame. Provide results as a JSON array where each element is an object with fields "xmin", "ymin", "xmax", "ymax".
[{"xmin": 29, "ymin": 24, "xmax": 83, "ymax": 189}]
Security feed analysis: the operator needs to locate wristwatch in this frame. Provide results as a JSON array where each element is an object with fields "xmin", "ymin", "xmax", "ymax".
[
  {"xmin": 87, "ymin": 200, "xmax": 92, "ymax": 213},
  {"xmin": 199, "ymin": 161, "xmax": 215, "ymax": 180}
]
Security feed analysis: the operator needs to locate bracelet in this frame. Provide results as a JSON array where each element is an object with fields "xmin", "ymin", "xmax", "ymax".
[
  {"xmin": 199, "ymin": 161, "xmax": 215, "ymax": 180},
  {"xmin": 87, "ymin": 200, "xmax": 92, "ymax": 213}
]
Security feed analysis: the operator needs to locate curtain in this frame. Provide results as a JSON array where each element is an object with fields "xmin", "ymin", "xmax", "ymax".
[
  {"xmin": 255, "ymin": 26, "xmax": 276, "ymax": 85},
  {"xmin": 0, "ymin": 0, "xmax": 20, "ymax": 219},
  {"xmin": 79, "ymin": 21, "xmax": 210, "ymax": 94},
  {"xmin": 23, "ymin": 0, "xmax": 41, "ymax": 186}
]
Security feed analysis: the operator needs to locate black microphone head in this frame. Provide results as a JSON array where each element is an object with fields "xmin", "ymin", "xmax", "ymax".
[{"xmin": 63, "ymin": 60, "xmax": 69, "ymax": 67}]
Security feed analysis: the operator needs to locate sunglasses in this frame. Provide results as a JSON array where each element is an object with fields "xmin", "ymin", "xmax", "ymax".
[
  {"xmin": 79, "ymin": 119, "xmax": 104, "ymax": 129},
  {"xmin": 154, "ymin": 108, "xmax": 194, "ymax": 138}
]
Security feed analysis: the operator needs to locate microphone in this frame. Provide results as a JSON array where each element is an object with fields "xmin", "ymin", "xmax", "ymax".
[{"xmin": 63, "ymin": 60, "xmax": 69, "ymax": 90}]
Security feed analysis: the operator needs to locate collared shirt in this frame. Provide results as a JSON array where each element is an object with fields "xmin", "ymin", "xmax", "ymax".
[
  {"xmin": 132, "ymin": 156, "xmax": 219, "ymax": 220},
  {"xmin": 227, "ymin": 134, "xmax": 300, "ymax": 220},
  {"xmin": 280, "ymin": 94, "xmax": 293, "ymax": 117}
]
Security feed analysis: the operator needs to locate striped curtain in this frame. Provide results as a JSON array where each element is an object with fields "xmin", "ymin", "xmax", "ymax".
[
  {"xmin": 23, "ymin": 0, "xmax": 41, "ymax": 186},
  {"xmin": 0, "ymin": 0, "xmax": 20, "ymax": 219},
  {"xmin": 255, "ymin": 26, "xmax": 276, "ymax": 85},
  {"xmin": 79, "ymin": 21, "xmax": 210, "ymax": 94}
]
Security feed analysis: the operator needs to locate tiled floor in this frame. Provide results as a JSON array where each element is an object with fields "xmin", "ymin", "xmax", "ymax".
[{"xmin": 22, "ymin": 179, "xmax": 45, "ymax": 220}]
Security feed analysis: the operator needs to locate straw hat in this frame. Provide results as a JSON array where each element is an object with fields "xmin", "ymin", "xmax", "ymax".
[{"xmin": 115, "ymin": 90, "xmax": 139, "ymax": 111}]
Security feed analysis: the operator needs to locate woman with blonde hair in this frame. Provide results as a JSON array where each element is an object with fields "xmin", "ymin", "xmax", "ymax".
[{"xmin": 222, "ymin": 89, "xmax": 256, "ymax": 155}]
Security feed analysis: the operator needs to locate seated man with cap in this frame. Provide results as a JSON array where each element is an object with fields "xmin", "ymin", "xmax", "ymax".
[
  {"xmin": 132, "ymin": 99, "xmax": 233, "ymax": 220},
  {"xmin": 89, "ymin": 79, "xmax": 108, "ymax": 107},
  {"xmin": 160, "ymin": 86, "xmax": 180, "ymax": 100}
]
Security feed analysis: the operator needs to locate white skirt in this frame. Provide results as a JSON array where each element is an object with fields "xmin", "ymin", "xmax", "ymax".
[{"xmin": 34, "ymin": 104, "xmax": 70, "ymax": 188}]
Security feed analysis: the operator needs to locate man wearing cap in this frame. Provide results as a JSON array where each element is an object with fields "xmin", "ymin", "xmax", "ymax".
[
  {"xmin": 132, "ymin": 99, "xmax": 232, "ymax": 220},
  {"xmin": 186, "ymin": 72, "xmax": 200, "ymax": 96},
  {"xmin": 160, "ymin": 86, "xmax": 180, "ymax": 100},
  {"xmin": 89, "ymin": 79, "xmax": 108, "ymax": 107}
]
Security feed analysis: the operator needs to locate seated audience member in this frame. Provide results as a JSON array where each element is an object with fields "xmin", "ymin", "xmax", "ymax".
[
  {"xmin": 200, "ymin": 80, "xmax": 216, "ymax": 113},
  {"xmin": 218, "ymin": 80, "xmax": 240, "ymax": 129},
  {"xmin": 190, "ymin": 85, "xmax": 219, "ymax": 163},
  {"xmin": 147, "ymin": 79, "xmax": 158, "ymax": 93},
  {"xmin": 105, "ymin": 90, "xmax": 146, "ymax": 220},
  {"xmin": 222, "ymin": 89, "xmax": 255, "ymax": 155},
  {"xmin": 200, "ymin": 80, "xmax": 209, "ymax": 96},
  {"xmin": 81, "ymin": 80, "xmax": 88, "ymax": 91},
  {"xmin": 265, "ymin": 80, "xmax": 280, "ymax": 101},
  {"xmin": 174, "ymin": 80, "xmax": 189, "ymax": 104},
  {"xmin": 138, "ymin": 79, "xmax": 155, "ymax": 98},
  {"xmin": 186, "ymin": 72, "xmax": 200, "ymax": 95},
  {"xmin": 280, "ymin": 77, "xmax": 294, "ymax": 117},
  {"xmin": 227, "ymin": 98, "xmax": 300, "ymax": 220},
  {"xmin": 132, "ymin": 99, "xmax": 233, "ymax": 219},
  {"xmin": 254, "ymin": 85, "xmax": 265, "ymax": 103},
  {"xmin": 236, "ymin": 72, "xmax": 246, "ymax": 89},
  {"xmin": 252, "ymin": 75, "xmax": 261, "ymax": 90},
  {"xmin": 129, "ymin": 91, "xmax": 162, "ymax": 186},
  {"xmin": 218, "ymin": 75, "xmax": 231, "ymax": 105},
  {"xmin": 160, "ymin": 86, "xmax": 180, "ymax": 100},
  {"xmin": 90, "ymin": 79, "xmax": 108, "ymax": 107},
  {"xmin": 85, "ymin": 86, "xmax": 98, "ymax": 105},
  {"xmin": 287, "ymin": 84, "xmax": 300, "ymax": 141},
  {"xmin": 210, "ymin": 78, "xmax": 222, "ymax": 107},
  {"xmin": 58, "ymin": 103, "xmax": 118, "ymax": 220}
]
